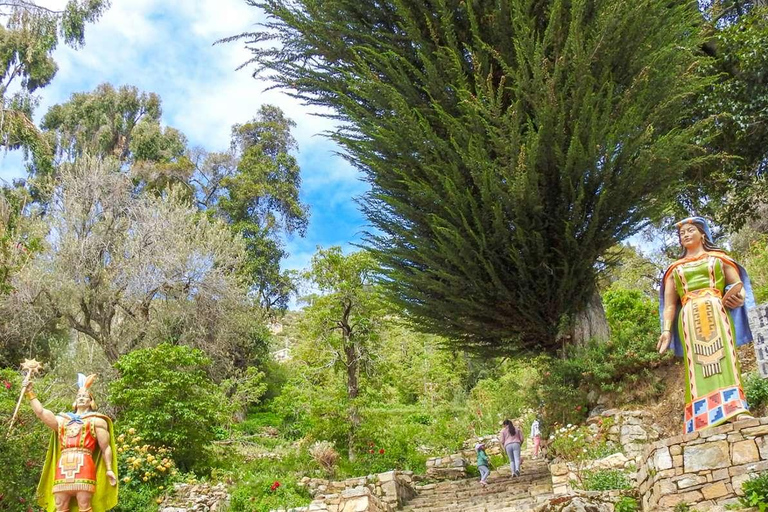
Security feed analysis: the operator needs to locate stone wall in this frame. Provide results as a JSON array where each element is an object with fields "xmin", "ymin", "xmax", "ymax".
[
  {"xmin": 159, "ymin": 483, "xmax": 230, "ymax": 512},
  {"xmin": 638, "ymin": 417, "xmax": 768, "ymax": 510},
  {"xmin": 589, "ymin": 409, "xmax": 662, "ymax": 461},
  {"xmin": 278, "ymin": 470, "xmax": 417, "ymax": 512},
  {"xmin": 298, "ymin": 487, "xmax": 392, "ymax": 512},
  {"xmin": 550, "ymin": 452, "xmax": 637, "ymax": 496},
  {"xmin": 426, "ymin": 434, "xmax": 504, "ymax": 480}
]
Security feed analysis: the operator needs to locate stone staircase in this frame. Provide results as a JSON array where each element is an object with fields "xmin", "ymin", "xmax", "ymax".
[{"xmin": 402, "ymin": 455, "xmax": 554, "ymax": 512}]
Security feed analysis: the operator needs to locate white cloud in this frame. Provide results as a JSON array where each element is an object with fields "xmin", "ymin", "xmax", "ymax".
[{"xmin": 0, "ymin": 0, "xmax": 372, "ymax": 270}]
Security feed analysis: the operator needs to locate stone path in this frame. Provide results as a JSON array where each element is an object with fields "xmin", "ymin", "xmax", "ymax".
[{"xmin": 402, "ymin": 456, "xmax": 554, "ymax": 512}]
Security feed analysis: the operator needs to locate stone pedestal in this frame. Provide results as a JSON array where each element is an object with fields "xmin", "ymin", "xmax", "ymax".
[{"xmin": 638, "ymin": 417, "xmax": 768, "ymax": 510}]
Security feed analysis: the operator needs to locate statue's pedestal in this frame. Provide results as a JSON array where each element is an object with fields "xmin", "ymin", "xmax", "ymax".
[{"xmin": 638, "ymin": 417, "xmax": 768, "ymax": 510}]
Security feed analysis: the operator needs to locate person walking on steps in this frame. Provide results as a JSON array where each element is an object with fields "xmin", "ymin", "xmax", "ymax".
[
  {"xmin": 499, "ymin": 419, "xmax": 523, "ymax": 477},
  {"xmin": 475, "ymin": 442, "xmax": 490, "ymax": 487},
  {"xmin": 531, "ymin": 417, "xmax": 542, "ymax": 459}
]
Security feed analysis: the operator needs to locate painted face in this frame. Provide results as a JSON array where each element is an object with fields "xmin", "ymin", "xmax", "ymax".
[
  {"xmin": 678, "ymin": 223, "xmax": 703, "ymax": 250},
  {"xmin": 75, "ymin": 389, "xmax": 92, "ymax": 408}
]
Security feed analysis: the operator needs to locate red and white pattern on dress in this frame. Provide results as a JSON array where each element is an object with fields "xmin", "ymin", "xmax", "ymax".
[{"xmin": 53, "ymin": 415, "xmax": 98, "ymax": 493}]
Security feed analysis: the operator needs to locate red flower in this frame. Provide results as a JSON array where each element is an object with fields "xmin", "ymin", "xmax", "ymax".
[
  {"xmin": 576, "ymin": 406, "xmax": 582, "ymax": 411},
  {"xmin": 369, "ymin": 449, "xmax": 374, "ymax": 454},
  {"xmin": 270, "ymin": 481, "xmax": 281, "ymax": 492},
  {"xmin": 379, "ymin": 449, "xmax": 385, "ymax": 454},
  {"xmin": 3, "ymin": 381, "xmax": 10, "ymax": 390}
]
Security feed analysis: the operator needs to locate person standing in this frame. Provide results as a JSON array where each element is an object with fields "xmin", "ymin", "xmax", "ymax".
[
  {"xmin": 530, "ymin": 418, "xmax": 542, "ymax": 459},
  {"xmin": 499, "ymin": 419, "xmax": 523, "ymax": 477},
  {"xmin": 475, "ymin": 442, "xmax": 490, "ymax": 487}
]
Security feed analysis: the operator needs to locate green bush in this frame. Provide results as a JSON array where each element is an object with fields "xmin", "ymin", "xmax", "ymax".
[
  {"xmin": 228, "ymin": 473, "xmax": 311, "ymax": 512},
  {"xmin": 614, "ymin": 496, "xmax": 639, "ymax": 512},
  {"xmin": 109, "ymin": 343, "xmax": 228, "ymax": 470},
  {"xmin": 576, "ymin": 469, "xmax": 633, "ymax": 491},
  {"xmin": 745, "ymin": 372, "xmax": 768, "ymax": 414},
  {"xmin": 540, "ymin": 288, "xmax": 670, "ymax": 426},
  {"xmin": 740, "ymin": 472, "xmax": 768, "ymax": 511},
  {"xmin": 0, "ymin": 369, "xmax": 68, "ymax": 512}
]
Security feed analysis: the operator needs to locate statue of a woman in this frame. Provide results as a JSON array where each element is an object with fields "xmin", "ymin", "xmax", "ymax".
[
  {"xmin": 25, "ymin": 373, "xmax": 118, "ymax": 512},
  {"xmin": 658, "ymin": 217, "xmax": 755, "ymax": 434}
]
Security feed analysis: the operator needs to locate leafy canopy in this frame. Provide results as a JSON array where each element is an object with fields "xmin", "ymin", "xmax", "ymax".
[{"xmin": 233, "ymin": 0, "xmax": 714, "ymax": 355}]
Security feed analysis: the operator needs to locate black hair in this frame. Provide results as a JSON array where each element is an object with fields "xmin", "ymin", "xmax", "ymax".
[{"xmin": 503, "ymin": 418, "xmax": 516, "ymax": 436}]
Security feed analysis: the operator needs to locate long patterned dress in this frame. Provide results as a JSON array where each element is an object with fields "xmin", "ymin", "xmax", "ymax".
[{"xmin": 667, "ymin": 253, "xmax": 750, "ymax": 434}]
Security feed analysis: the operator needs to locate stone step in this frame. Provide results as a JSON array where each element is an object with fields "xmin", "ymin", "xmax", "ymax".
[
  {"xmin": 403, "ymin": 460, "xmax": 553, "ymax": 512},
  {"xmin": 402, "ymin": 493, "xmax": 555, "ymax": 512}
]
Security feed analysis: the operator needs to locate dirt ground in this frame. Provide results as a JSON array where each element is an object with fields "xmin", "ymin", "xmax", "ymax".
[{"xmin": 627, "ymin": 345, "xmax": 759, "ymax": 438}]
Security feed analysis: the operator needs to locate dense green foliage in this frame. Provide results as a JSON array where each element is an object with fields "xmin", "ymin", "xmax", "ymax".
[
  {"xmin": 744, "ymin": 372, "xmax": 768, "ymax": 417},
  {"xmin": 0, "ymin": 0, "xmax": 108, "ymax": 184},
  {"xmin": 216, "ymin": 105, "xmax": 309, "ymax": 314},
  {"xmin": 576, "ymin": 469, "xmax": 633, "ymax": 491},
  {"xmin": 695, "ymin": 4, "xmax": 768, "ymax": 228},
  {"xmin": 235, "ymin": 0, "xmax": 714, "ymax": 356},
  {"xmin": 40, "ymin": 83, "xmax": 188, "ymax": 176},
  {"xmin": 740, "ymin": 471, "xmax": 768, "ymax": 511},
  {"xmin": 614, "ymin": 496, "xmax": 639, "ymax": 512},
  {"xmin": 539, "ymin": 287, "xmax": 669, "ymax": 426},
  {"xmin": 0, "ymin": 369, "xmax": 68, "ymax": 512},
  {"xmin": 109, "ymin": 344, "xmax": 228, "ymax": 469}
]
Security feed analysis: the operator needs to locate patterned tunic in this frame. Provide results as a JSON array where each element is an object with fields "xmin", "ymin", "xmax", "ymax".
[
  {"xmin": 53, "ymin": 414, "xmax": 98, "ymax": 493},
  {"xmin": 669, "ymin": 253, "xmax": 750, "ymax": 434}
]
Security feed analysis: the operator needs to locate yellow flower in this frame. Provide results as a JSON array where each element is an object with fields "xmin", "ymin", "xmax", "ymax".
[
  {"xmin": 156, "ymin": 498, "xmax": 163, "ymax": 504},
  {"xmin": 118, "ymin": 434, "xmax": 125, "ymax": 442},
  {"xmin": 123, "ymin": 477, "xmax": 131, "ymax": 483},
  {"xmin": 128, "ymin": 428, "xmax": 136, "ymax": 435},
  {"xmin": 143, "ymin": 476, "xmax": 148, "ymax": 482},
  {"xmin": 158, "ymin": 486, "xmax": 164, "ymax": 490},
  {"xmin": 157, "ymin": 466, "xmax": 166, "ymax": 472}
]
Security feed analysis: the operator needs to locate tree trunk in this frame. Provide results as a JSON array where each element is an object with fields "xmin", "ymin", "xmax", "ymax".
[
  {"xmin": 344, "ymin": 338, "xmax": 360, "ymax": 461},
  {"xmin": 571, "ymin": 290, "xmax": 610, "ymax": 345}
]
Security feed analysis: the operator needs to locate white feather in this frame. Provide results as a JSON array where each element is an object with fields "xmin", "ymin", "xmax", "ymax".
[{"xmin": 77, "ymin": 373, "xmax": 86, "ymax": 389}]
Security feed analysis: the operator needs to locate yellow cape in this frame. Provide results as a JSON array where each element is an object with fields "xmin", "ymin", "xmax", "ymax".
[{"xmin": 36, "ymin": 412, "xmax": 119, "ymax": 512}]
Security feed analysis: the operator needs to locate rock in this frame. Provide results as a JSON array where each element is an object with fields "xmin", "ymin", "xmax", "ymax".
[
  {"xmin": 653, "ymin": 447, "xmax": 673, "ymax": 470},
  {"xmin": 684, "ymin": 441, "xmax": 730, "ymax": 472},
  {"xmin": 732, "ymin": 440, "xmax": 760, "ymax": 465},
  {"xmin": 701, "ymin": 481, "xmax": 730, "ymax": 500}
]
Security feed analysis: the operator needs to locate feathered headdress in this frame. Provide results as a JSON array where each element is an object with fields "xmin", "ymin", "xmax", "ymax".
[
  {"xmin": 77, "ymin": 373, "xmax": 97, "ymax": 391},
  {"xmin": 74, "ymin": 373, "xmax": 98, "ymax": 411}
]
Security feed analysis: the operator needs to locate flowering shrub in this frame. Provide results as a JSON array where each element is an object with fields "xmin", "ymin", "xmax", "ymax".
[
  {"xmin": 547, "ymin": 417, "xmax": 617, "ymax": 462},
  {"xmin": 116, "ymin": 428, "xmax": 179, "ymax": 488}
]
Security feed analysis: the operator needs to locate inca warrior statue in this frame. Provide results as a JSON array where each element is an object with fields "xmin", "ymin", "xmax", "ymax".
[
  {"xmin": 658, "ymin": 217, "xmax": 756, "ymax": 434},
  {"xmin": 24, "ymin": 373, "xmax": 118, "ymax": 512}
]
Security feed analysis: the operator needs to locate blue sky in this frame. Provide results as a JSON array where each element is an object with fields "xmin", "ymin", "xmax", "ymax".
[{"xmin": 0, "ymin": 0, "xmax": 369, "ymax": 275}]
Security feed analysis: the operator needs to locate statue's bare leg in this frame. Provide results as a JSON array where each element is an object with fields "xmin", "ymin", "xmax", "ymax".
[
  {"xmin": 75, "ymin": 491, "xmax": 93, "ymax": 512},
  {"xmin": 53, "ymin": 492, "xmax": 71, "ymax": 512}
]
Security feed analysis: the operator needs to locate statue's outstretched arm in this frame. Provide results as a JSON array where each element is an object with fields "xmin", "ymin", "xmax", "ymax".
[{"xmin": 25, "ymin": 381, "xmax": 58, "ymax": 431}]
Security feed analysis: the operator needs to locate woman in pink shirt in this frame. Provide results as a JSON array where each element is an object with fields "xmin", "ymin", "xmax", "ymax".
[{"xmin": 499, "ymin": 418, "xmax": 523, "ymax": 477}]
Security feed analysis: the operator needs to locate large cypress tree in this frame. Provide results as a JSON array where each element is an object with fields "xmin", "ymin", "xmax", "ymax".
[{"xmin": 230, "ymin": 0, "xmax": 713, "ymax": 355}]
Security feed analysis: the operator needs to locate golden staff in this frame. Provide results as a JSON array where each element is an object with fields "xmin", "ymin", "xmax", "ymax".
[{"xmin": 7, "ymin": 358, "xmax": 43, "ymax": 437}]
